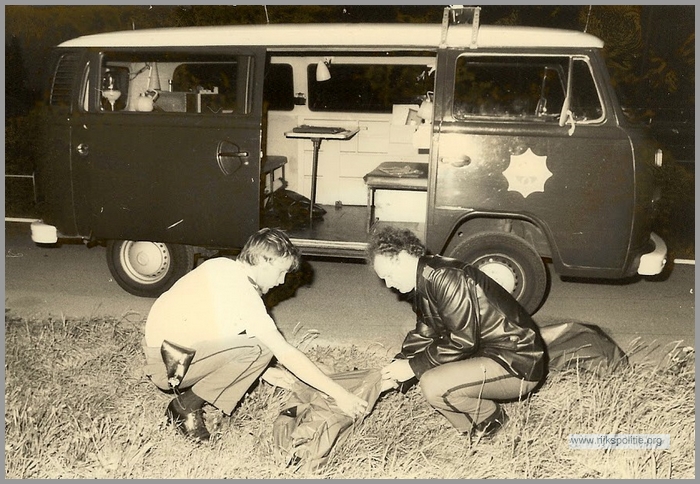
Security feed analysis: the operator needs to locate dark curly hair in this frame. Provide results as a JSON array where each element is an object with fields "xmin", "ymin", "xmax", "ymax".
[{"xmin": 366, "ymin": 226, "xmax": 426, "ymax": 263}]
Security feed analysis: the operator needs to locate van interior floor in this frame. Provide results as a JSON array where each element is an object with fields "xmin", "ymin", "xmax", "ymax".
[
  {"xmin": 261, "ymin": 203, "xmax": 424, "ymax": 244},
  {"xmin": 262, "ymin": 204, "xmax": 367, "ymax": 242}
]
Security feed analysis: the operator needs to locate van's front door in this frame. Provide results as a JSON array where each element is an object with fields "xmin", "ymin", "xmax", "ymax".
[
  {"xmin": 431, "ymin": 51, "xmax": 634, "ymax": 275},
  {"xmin": 72, "ymin": 47, "xmax": 265, "ymax": 249}
]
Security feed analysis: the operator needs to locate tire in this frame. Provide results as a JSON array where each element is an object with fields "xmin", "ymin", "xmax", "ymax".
[
  {"xmin": 447, "ymin": 232, "xmax": 548, "ymax": 314},
  {"xmin": 106, "ymin": 240, "xmax": 194, "ymax": 298}
]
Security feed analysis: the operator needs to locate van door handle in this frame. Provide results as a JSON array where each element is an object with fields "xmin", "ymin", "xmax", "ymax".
[
  {"xmin": 76, "ymin": 143, "xmax": 89, "ymax": 156},
  {"xmin": 216, "ymin": 141, "xmax": 249, "ymax": 175},
  {"xmin": 440, "ymin": 156, "xmax": 471, "ymax": 167},
  {"xmin": 217, "ymin": 150, "xmax": 249, "ymax": 166},
  {"xmin": 218, "ymin": 150, "xmax": 249, "ymax": 158}
]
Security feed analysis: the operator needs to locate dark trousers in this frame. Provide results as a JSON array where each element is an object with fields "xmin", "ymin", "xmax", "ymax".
[
  {"xmin": 143, "ymin": 335, "xmax": 272, "ymax": 415},
  {"xmin": 419, "ymin": 356, "xmax": 539, "ymax": 433}
]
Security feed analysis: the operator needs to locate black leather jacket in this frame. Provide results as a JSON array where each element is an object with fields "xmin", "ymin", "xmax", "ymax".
[{"xmin": 398, "ymin": 255, "xmax": 546, "ymax": 382}]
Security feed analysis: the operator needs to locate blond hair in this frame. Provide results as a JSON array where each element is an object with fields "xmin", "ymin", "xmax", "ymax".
[{"xmin": 238, "ymin": 227, "xmax": 301, "ymax": 271}]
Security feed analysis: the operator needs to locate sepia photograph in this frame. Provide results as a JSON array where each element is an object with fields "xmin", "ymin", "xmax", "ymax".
[{"xmin": 4, "ymin": 3, "xmax": 695, "ymax": 478}]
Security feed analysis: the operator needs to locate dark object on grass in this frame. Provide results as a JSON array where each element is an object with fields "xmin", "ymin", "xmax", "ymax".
[
  {"xmin": 540, "ymin": 321, "xmax": 628, "ymax": 375},
  {"xmin": 273, "ymin": 369, "xmax": 382, "ymax": 472}
]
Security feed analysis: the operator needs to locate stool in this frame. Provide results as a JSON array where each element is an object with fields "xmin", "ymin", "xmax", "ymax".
[
  {"xmin": 261, "ymin": 155, "xmax": 288, "ymax": 203},
  {"xmin": 363, "ymin": 162, "xmax": 428, "ymax": 232}
]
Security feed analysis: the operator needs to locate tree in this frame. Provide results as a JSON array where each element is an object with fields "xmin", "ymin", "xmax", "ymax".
[
  {"xmin": 5, "ymin": 35, "xmax": 31, "ymax": 115},
  {"xmin": 583, "ymin": 5, "xmax": 694, "ymax": 111}
]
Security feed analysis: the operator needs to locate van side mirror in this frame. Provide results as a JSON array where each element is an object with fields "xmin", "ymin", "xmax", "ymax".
[
  {"xmin": 558, "ymin": 95, "xmax": 571, "ymax": 127},
  {"xmin": 559, "ymin": 57, "xmax": 575, "ymax": 134}
]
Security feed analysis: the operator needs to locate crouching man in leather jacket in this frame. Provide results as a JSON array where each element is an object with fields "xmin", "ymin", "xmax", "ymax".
[{"xmin": 369, "ymin": 227, "xmax": 546, "ymax": 438}]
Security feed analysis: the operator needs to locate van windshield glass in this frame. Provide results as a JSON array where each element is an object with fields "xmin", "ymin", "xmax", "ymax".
[
  {"xmin": 453, "ymin": 55, "xmax": 602, "ymax": 123},
  {"xmin": 97, "ymin": 52, "xmax": 252, "ymax": 114}
]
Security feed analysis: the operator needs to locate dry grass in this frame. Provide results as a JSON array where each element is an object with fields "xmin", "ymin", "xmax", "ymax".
[{"xmin": 4, "ymin": 313, "xmax": 695, "ymax": 479}]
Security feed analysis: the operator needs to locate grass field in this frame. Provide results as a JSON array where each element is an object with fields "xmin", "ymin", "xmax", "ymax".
[{"xmin": 4, "ymin": 313, "xmax": 695, "ymax": 479}]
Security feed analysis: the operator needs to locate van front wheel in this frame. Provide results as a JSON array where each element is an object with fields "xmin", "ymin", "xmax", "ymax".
[
  {"xmin": 106, "ymin": 240, "xmax": 194, "ymax": 298},
  {"xmin": 447, "ymin": 232, "xmax": 548, "ymax": 314}
]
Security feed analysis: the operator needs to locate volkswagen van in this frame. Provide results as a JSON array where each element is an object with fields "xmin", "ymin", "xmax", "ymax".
[{"xmin": 31, "ymin": 7, "xmax": 667, "ymax": 313}]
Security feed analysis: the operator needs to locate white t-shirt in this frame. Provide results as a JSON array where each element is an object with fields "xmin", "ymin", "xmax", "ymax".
[{"xmin": 144, "ymin": 257, "xmax": 278, "ymax": 348}]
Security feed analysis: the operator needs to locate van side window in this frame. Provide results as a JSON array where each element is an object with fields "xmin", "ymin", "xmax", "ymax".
[
  {"xmin": 453, "ymin": 55, "xmax": 602, "ymax": 123},
  {"xmin": 264, "ymin": 63, "xmax": 294, "ymax": 111},
  {"xmin": 569, "ymin": 59, "xmax": 604, "ymax": 122},
  {"xmin": 307, "ymin": 63, "xmax": 431, "ymax": 113},
  {"xmin": 98, "ymin": 52, "xmax": 253, "ymax": 114}
]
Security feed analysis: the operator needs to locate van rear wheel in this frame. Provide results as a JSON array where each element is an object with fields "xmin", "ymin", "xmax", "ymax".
[
  {"xmin": 106, "ymin": 240, "xmax": 194, "ymax": 298},
  {"xmin": 447, "ymin": 232, "xmax": 548, "ymax": 314}
]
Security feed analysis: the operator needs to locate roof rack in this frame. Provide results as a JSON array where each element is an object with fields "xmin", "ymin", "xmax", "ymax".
[{"xmin": 441, "ymin": 5, "xmax": 481, "ymax": 49}]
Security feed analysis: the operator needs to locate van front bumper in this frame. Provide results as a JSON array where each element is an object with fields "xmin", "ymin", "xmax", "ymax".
[
  {"xmin": 637, "ymin": 232, "xmax": 667, "ymax": 276},
  {"xmin": 30, "ymin": 220, "xmax": 59, "ymax": 244}
]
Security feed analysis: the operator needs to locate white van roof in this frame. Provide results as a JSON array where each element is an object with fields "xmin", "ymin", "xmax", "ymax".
[{"xmin": 58, "ymin": 23, "xmax": 604, "ymax": 50}]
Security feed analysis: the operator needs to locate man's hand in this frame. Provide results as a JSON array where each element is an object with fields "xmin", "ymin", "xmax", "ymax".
[
  {"xmin": 380, "ymin": 377, "xmax": 399, "ymax": 393},
  {"xmin": 381, "ymin": 359, "xmax": 415, "ymax": 390},
  {"xmin": 261, "ymin": 366, "xmax": 297, "ymax": 390},
  {"xmin": 334, "ymin": 390, "xmax": 369, "ymax": 419}
]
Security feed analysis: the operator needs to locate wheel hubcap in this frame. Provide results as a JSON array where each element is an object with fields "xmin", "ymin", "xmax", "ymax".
[
  {"xmin": 120, "ymin": 241, "xmax": 170, "ymax": 284},
  {"xmin": 476, "ymin": 257, "xmax": 520, "ymax": 294}
]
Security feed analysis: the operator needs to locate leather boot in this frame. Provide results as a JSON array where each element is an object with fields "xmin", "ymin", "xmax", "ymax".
[
  {"xmin": 165, "ymin": 398, "xmax": 211, "ymax": 442},
  {"xmin": 474, "ymin": 405, "xmax": 509, "ymax": 438}
]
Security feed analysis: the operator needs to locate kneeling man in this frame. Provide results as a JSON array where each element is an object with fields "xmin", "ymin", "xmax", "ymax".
[{"xmin": 143, "ymin": 228, "xmax": 368, "ymax": 441}]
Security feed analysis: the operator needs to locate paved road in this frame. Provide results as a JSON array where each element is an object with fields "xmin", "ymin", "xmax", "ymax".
[{"xmin": 3, "ymin": 222, "xmax": 695, "ymax": 364}]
